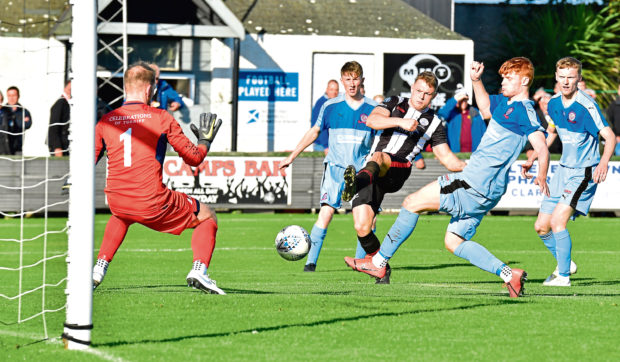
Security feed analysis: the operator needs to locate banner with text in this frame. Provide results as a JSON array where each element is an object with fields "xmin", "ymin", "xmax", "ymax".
[
  {"xmin": 162, "ymin": 156, "xmax": 291, "ymax": 206},
  {"xmin": 383, "ymin": 53, "xmax": 466, "ymax": 111},
  {"xmin": 495, "ymin": 161, "xmax": 620, "ymax": 211},
  {"xmin": 237, "ymin": 70, "xmax": 301, "ymax": 152}
]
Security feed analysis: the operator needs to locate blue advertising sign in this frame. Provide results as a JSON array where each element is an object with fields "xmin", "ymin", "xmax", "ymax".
[{"xmin": 238, "ymin": 71, "xmax": 299, "ymax": 102}]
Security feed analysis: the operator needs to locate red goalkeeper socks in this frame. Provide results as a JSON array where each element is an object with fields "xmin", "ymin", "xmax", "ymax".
[{"xmin": 192, "ymin": 218, "xmax": 218, "ymax": 267}]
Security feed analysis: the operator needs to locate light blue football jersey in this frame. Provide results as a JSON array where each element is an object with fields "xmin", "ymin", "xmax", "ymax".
[
  {"xmin": 315, "ymin": 94, "xmax": 377, "ymax": 169},
  {"xmin": 462, "ymin": 94, "xmax": 543, "ymax": 200},
  {"xmin": 547, "ymin": 90, "xmax": 608, "ymax": 168}
]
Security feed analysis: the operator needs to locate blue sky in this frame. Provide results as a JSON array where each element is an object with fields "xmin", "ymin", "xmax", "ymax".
[{"xmin": 454, "ymin": 0, "xmax": 603, "ymax": 4}]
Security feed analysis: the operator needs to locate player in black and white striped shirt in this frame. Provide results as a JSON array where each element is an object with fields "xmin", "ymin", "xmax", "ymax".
[{"xmin": 343, "ymin": 72, "xmax": 466, "ymax": 283}]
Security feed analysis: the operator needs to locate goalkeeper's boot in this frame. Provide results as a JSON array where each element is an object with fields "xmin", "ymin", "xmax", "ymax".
[
  {"xmin": 92, "ymin": 258, "xmax": 109, "ymax": 290},
  {"xmin": 375, "ymin": 263, "xmax": 391, "ymax": 284},
  {"xmin": 504, "ymin": 268, "xmax": 527, "ymax": 298},
  {"xmin": 344, "ymin": 255, "xmax": 387, "ymax": 279},
  {"xmin": 543, "ymin": 260, "xmax": 577, "ymax": 285},
  {"xmin": 303, "ymin": 263, "xmax": 316, "ymax": 272},
  {"xmin": 342, "ymin": 165, "xmax": 357, "ymax": 202},
  {"xmin": 186, "ymin": 261, "xmax": 226, "ymax": 295}
]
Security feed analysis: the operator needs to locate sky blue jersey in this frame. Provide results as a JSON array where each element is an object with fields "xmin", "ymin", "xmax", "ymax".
[
  {"xmin": 462, "ymin": 94, "xmax": 543, "ymax": 200},
  {"xmin": 547, "ymin": 90, "xmax": 609, "ymax": 168},
  {"xmin": 315, "ymin": 94, "xmax": 377, "ymax": 169}
]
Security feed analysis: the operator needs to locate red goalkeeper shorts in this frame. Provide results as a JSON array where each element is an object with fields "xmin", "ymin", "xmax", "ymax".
[{"xmin": 110, "ymin": 189, "xmax": 199, "ymax": 235}]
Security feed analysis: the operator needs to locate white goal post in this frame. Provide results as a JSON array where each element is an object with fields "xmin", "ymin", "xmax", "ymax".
[{"xmin": 62, "ymin": 0, "xmax": 97, "ymax": 350}]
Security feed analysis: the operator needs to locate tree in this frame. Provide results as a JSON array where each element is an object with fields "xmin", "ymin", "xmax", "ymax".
[{"xmin": 490, "ymin": 0, "xmax": 620, "ymax": 108}]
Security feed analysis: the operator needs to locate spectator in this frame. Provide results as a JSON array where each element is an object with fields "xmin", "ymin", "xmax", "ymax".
[
  {"xmin": 527, "ymin": 87, "xmax": 562, "ymax": 155},
  {"xmin": 1, "ymin": 86, "xmax": 32, "ymax": 155},
  {"xmin": 436, "ymin": 88, "xmax": 486, "ymax": 153},
  {"xmin": 47, "ymin": 80, "xmax": 71, "ymax": 157},
  {"xmin": 310, "ymin": 79, "xmax": 339, "ymax": 154},
  {"xmin": 149, "ymin": 63, "xmax": 184, "ymax": 112},
  {"xmin": 372, "ymin": 94, "xmax": 384, "ymax": 103},
  {"xmin": 578, "ymin": 79, "xmax": 597, "ymax": 99},
  {"xmin": 606, "ymin": 80, "xmax": 620, "ymax": 155},
  {"xmin": 0, "ymin": 90, "xmax": 10, "ymax": 154}
]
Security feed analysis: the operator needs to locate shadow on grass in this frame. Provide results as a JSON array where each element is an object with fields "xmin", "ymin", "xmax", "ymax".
[
  {"xmin": 393, "ymin": 260, "xmax": 524, "ymax": 272},
  {"xmin": 392, "ymin": 263, "xmax": 469, "ymax": 271},
  {"xmin": 100, "ymin": 284, "xmax": 354, "ymax": 296},
  {"xmin": 93, "ymin": 300, "xmax": 516, "ymax": 348},
  {"xmin": 570, "ymin": 278, "xmax": 620, "ymax": 287},
  {"xmin": 525, "ymin": 277, "xmax": 596, "ymax": 284}
]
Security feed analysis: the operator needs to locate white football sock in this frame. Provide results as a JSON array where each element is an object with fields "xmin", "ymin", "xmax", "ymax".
[
  {"xmin": 372, "ymin": 252, "xmax": 388, "ymax": 268},
  {"xmin": 499, "ymin": 265, "xmax": 512, "ymax": 283}
]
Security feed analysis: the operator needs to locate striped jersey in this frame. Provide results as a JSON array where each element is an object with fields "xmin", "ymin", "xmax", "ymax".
[
  {"xmin": 316, "ymin": 94, "xmax": 377, "ymax": 169},
  {"xmin": 462, "ymin": 95, "xmax": 543, "ymax": 201},
  {"xmin": 547, "ymin": 90, "xmax": 609, "ymax": 168},
  {"xmin": 368, "ymin": 96, "xmax": 447, "ymax": 163}
]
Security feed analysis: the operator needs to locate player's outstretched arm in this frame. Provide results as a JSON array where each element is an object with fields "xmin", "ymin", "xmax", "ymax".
[
  {"xmin": 470, "ymin": 61, "xmax": 492, "ymax": 119},
  {"xmin": 545, "ymin": 125, "xmax": 558, "ymax": 148},
  {"xmin": 432, "ymin": 143, "xmax": 466, "ymax": 172},
  {"xmin": 528, "ymin": 130, "xmax": 550, "ymax": 196},
  {"xmin": 190, "ymin": 112, "xmax": 222, "ymax": 151},
  {"xmin": 593, "ymin": 126, "xmax": 616, "ymax": 183},
  {"xmin": 367, "ymin": 106, "xmax": 417, "ymax": 131},
  {"xmin": 279, "ymin": 126, "xmax": 320, "ymax": 169}
]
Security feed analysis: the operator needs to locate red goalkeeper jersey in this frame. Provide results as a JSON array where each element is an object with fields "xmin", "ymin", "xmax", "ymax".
[{"xmin": 95, "ymin": 102, "xmax": 207, "ymax": 215}]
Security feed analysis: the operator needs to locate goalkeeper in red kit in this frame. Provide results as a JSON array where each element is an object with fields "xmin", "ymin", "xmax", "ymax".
[{"xmin": 93, "ymin": 62, "xmax": 225, "ymax": 294}]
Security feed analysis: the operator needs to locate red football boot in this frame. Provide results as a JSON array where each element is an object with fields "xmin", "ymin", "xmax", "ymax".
[
  {"xmin": 344, "ymin": 255, "xmax": 387, "ymax": 279},
  {"xmin": 505, "ymin": 268, "xmax": 527, "ymax": 298}
]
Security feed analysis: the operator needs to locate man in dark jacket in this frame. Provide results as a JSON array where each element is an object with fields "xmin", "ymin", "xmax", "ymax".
[
  {"xmin": 148, "ymin": 63, "xmax": 184, "ymax": 112},
  {"xmin": 48, "ymin": 80, "xmax": 72, "ymax": 156},
  {"xmin": 606, "ymin": 81, "xmax": 620, "ymax": 156},
  {"xmin": 2, "ymin": 86, "xmax": 32, "ymax": 155}
]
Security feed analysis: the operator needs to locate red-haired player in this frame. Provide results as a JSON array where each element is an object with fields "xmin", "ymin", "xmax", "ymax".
[{"xmin": 93, "ymin": 62, "xmax": 224, "ymax": 294}]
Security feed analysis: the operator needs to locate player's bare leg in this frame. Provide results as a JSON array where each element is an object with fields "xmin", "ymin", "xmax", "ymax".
[
  {"xmin": 350, "ymin": 204, "xmax": 390, "ymax": 283},
  {"xmin": 345, "ymin": 182, "xmax": 437, "ymax": 279},
  {"xmin": 539, "ymin": 204, "xmax": 576, "ymax": 286},
  {"xmin": 342, "ymin": 152, "xmax": 392, "ymax": 202}
]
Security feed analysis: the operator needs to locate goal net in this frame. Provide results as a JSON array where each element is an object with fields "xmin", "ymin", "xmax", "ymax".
[{"xmin": 0, "ymin": 0, "xmax": 95, "ymax": 350}]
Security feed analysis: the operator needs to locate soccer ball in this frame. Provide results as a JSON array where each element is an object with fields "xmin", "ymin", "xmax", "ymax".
[{"xmin": 275, "ymin": 225, "xmax": 311, "ymax": 261}]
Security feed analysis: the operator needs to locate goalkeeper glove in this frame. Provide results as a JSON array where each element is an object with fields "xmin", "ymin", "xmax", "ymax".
[{"xmin": 190, "ymin": 112, "xmax": 222, "ymax": 151}]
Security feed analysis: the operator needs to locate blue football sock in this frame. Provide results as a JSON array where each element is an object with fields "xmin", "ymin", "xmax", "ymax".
[
  {"xmin": 553, "ymin": 229, "xmax": 572, "ymax": 277},
  {"xmin": 378, "ymin": 207, "xmax": 419, "ymax": 259},
  {"xmin": 355, "ymin": 239, "xmax": 366, "ymax": 259},
  {"xmin": 454, "ymin": 240, "xmax": 505, "ymax": 276},
  {"xmin": 306, "ymin": 224, "xmax": 327, "ymax": 265},
  {"xmin": 539, "ymin": 231, "xmax": 557, "ymax": 259}
]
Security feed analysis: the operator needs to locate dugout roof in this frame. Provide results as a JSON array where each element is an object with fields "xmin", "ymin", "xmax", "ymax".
[{"xmin": 224, "ymin": 0, "xmax": 467, "ymax": 40}]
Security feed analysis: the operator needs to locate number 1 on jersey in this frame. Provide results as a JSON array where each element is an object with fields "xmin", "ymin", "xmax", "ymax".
[{"xmin": 120, "ymin": 128, "xmax": 132, "ymax": 167}]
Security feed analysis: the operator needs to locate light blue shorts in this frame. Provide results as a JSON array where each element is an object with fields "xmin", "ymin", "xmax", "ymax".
[
  {"xmin": 540, "ymin": 164, "xmax": 597, "ymax": 218},
  {"xmin": 438, "ymin": 173, "xmax": 497, "ymax": 240},
  {"xmin": 319, "ymin": 162, "xmax": 346, "ymax": 209}
]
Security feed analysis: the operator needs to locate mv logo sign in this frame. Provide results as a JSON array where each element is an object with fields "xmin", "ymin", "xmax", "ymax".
[{"xmin": 399, "ymin": 54, "xmax": 452, "ymax": 86}]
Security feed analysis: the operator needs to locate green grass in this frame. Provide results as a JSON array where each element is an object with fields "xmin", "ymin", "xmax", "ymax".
[{"xmin": 2, "ymin": 213, "xmax": 619, "ymax": 360}]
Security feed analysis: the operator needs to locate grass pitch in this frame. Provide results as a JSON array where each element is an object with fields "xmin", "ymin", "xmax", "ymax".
[{"xmin": 1, "ymin": 213, "xmax": 619, "ymax": 361}]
